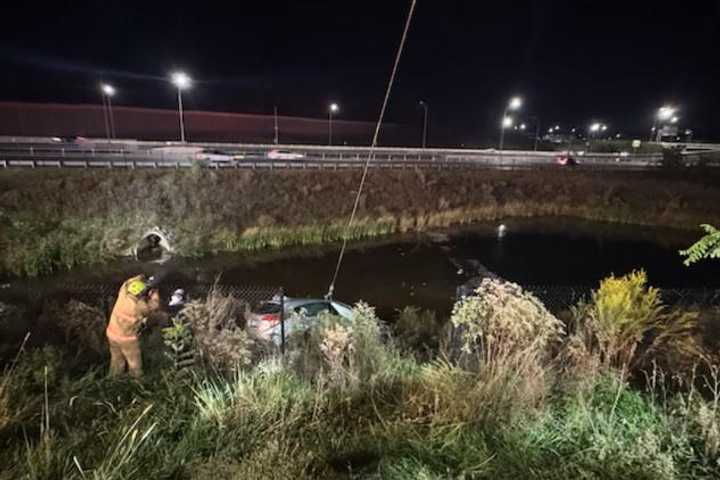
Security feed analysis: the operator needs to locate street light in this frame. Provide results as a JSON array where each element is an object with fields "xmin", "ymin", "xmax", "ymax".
[
  {"xmin": 328, "ymin": 102, "xmax": 339, "ymax": 146},
  {"xmin": 519, "ymin": 123, "xmax": 526, "ymax": 131},
  {"xmin": 588, "ymin": 122, "xmax": 607, "ymax": 150},
  {"xmin": 658, "ymin": 106, "xmax": 676, "ymax": 121},
  {"xmin": 499, "ymin": 96, "xmax": 522, "ymax": 151},
  {"xmin": 650, "ymin": 105, "xmax": 677, "ymax": 142},
  {"xmin": 171, "ymin": 72, "xmax": 192, "ymax": 142},
  {"xmin": 670, "ymin": 116, "xmax": 679, "ymax": 124},
  {"xmin": 99, "ymin": 83, "xmax": 116, "ymax": 142},
  {"xmin": 418, "ymin": 100, "xmax": 429, "ymax": 148}
]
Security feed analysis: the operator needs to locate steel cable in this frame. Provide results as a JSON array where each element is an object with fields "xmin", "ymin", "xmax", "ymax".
[{"xmin": 326, "ymin": 0, "xmax": 418, "ymax": 298}]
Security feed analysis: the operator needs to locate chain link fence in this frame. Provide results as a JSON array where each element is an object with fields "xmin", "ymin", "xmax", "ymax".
[
  {"xmin": 528, "ymin": 285, "xmax": 720, "ymax": 313},
  {"xmin": 0, "ymin": 283, "xmax": 282, "ymax": 316},
  {"xmin": 0, "ymin": 282, "xmax": 249, "ymax": 351},
  {"xmin": 2, "ymin": 282, "xmax": 719, "ymax": 334},
  {"xmin": 460, "ymin": 284, "xmax": 720, "ymax": 313}
]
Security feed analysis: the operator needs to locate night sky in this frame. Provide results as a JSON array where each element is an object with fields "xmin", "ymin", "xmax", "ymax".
[{"xmin": 1, "ymin": 1, "xmax": 719, "ymax": 144}]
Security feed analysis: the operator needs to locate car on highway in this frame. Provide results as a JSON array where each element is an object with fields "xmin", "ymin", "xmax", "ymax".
[
  {"xmin": 555, "ymin": 152, "xmax": 579, "ymax": 166},
  {"xmin": 194, "ymin": 148, "xmax": 245, "ymax": 162},
  {"xmin": 246, "ymin": 296, "xmax": 354, "ymax": 345},
  {"xmin": 267, "ymin": 149, "xmax": 305, "ymax": 160},
  {"xmin": 51, "ymin": 136, "xmax": 90, "ymax": 144},
  {"xmin": 149, "ymin": 146, "xmax": 243, "ymax": 162}
]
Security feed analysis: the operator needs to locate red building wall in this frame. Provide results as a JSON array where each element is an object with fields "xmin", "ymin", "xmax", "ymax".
[{"xmin": 0, "ymin": 102, "xmax": 411, "ymax": 145}]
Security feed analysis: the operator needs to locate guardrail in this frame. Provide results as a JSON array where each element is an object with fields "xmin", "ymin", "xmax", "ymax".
[
  {"xmin": 0, "ymin": 151, "xmax": 667, "ymax": 170},
  {"xmin": 5, "ymin": 136, "xmax": 715, "ymax": 170}
]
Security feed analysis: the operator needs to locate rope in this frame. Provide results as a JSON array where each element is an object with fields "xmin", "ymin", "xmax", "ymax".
[{"xmin": 327, "ymin": 0, "xmax": 418, "ymax": 298}]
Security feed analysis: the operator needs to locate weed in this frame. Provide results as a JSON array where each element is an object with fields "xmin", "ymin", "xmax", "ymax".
[
  {"xmin": 571, "ymin": 270, "xmax": 707, "ymax": 372},
  {"xmin": 176, "ymin": 285, "xmax": 255, "ymax": 371}
]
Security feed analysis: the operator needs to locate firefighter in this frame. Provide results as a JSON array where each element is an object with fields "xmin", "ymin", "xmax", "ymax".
[{"xmin": 106, "ymin": 275, "xmax": 161, "ymax": 378}]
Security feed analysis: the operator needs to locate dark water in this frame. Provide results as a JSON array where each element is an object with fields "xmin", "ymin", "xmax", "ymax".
[{"xmin": 5, "ymin": 217, "xmax": 719, "ymax": 318}]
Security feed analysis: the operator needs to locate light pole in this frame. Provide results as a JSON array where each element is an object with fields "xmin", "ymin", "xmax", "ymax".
[
  {"xmin": 328, "ymin": 102, "xmax": 339, "ymax": 146},
  {"xmin": 650, "ymin": 105, "xmax": 676, "ymax": 142},
  {"xmin": 171, "ymin": 72, "xmax": 191, "ymax": 142},
  {"xmin": 499, "ymin": 96, "xmax": 522, "ymax": 152},
  {"xmin": 418, "ymin": 99, "xmax": 429, "ymax": 148},
  {"xmin": 588, "ymin": 122, "xmax": 606, "ymax": 150},
  {"xmin": 100, "ymin": 83, "xmax": 116, "ymax": 142},
  {"xmin": 525, "ymin": 115, "xmax": 541, "ymax": 151},
  {"xmin": 273, "ymin": 105, "xmax": 279, "ymax": 144}
]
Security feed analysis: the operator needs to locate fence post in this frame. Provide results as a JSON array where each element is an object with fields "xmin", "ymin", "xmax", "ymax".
[{"xmin": 280, "ymin": 288, "xmax": 286, "ymax": 355}]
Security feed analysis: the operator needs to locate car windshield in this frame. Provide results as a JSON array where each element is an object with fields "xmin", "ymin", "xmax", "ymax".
[
  {"xmin": 253, "ymin": 302, "xmax": 282, "ymax": 314},
  {"xmin": 293, "ymin": 302, "xmax": 331, "ymax": 317}
]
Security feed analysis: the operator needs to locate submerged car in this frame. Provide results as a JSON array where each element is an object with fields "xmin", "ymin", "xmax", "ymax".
[
  {"xmin": 267, "ymin": 149, "xmax": 305, "ymax": 160},
  {"xmin": 246, "ymin": 297, "xmax": 353, "ymax": 344}
]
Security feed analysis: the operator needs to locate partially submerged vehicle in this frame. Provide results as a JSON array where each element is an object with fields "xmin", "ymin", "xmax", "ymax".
[{"xmin": 246, "ymin": 296, "xmax": 354, "ymax": 345}]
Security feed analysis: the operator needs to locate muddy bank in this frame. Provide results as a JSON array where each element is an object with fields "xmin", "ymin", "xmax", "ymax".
[{"xmin": 1, "ymin": 167, "xmax": 720, "ymax": 276}]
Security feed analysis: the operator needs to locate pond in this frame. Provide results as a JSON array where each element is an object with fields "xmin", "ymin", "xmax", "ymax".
[{"xmin": 4, "ymin": 217, "xmax": 719, "ymax": 319}]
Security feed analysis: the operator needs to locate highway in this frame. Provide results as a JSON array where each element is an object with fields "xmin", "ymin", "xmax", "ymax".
[{"xmin": 0, "ymin": 136, "xmax": 717, "ymax": 170}]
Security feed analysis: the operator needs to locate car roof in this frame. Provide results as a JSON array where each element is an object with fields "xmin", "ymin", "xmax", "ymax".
[{"xmin": 283, "ymin": 297, "xmax": 351, "ymax": 308}]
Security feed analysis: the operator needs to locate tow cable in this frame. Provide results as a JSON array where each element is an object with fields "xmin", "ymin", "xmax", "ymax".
[{"xmin": 326, "ymin": 0, "xmax": 418, "ymax": 299}]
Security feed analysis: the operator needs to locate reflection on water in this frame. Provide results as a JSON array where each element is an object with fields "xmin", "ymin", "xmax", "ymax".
[{"xmin": 4, "ymin": 217, "xmax": 720, "ymax": 317}]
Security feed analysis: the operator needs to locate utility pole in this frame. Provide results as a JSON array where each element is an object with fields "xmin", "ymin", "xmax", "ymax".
[
  {"xmin": 273, "ymin": 105, "xmax": 279, "ymax": 144},
  {"xmin": 328, "ymin": 103, "xmax": 339, "ymax": 146},
  {"xmin": 419, "ymin": 100, "xmax": 428, "ymax": 148},
  {"xmin": 171, "ymin": 72, "xmax": 192, "ymax": 142},
  {"xmin": 101, "ymin": 93, "xmax": 110, "ymax": 143},
  {"xmin": 107, "ymin": 93, "xmax": 116, "ymax": 139},
  {"xmin": 100, "ymin": 84, "xmax": 116, "ymax": 143}
]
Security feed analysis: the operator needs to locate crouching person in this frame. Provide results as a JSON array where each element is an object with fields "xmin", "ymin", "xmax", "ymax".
[{"xmin": 106, "ymin": 275, "xmax": 161, "ymax": 378}]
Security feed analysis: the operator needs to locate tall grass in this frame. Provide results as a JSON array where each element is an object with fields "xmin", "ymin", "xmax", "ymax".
[{"xmin": 3, "ymin": 278, "xmax": 720, "ymax": 478}]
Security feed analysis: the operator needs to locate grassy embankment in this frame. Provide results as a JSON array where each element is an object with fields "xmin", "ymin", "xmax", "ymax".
[
  {"xmin": 1, "ymin": 271, "xmax": 720, "ymax": 478},
  {"xmin": 2, "ymin": 167, "xmax": 720, "ymax": 276}
]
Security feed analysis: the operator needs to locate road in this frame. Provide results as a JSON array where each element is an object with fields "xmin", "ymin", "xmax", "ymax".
[{"xmin": 0, "ymin": 136, "xmax": 716, "ymax": 170}]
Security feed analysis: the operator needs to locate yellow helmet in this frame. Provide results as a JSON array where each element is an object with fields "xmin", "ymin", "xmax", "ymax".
[{"xmin": 127, "ymin": 279, "xmax": 147, "ymax": 296}]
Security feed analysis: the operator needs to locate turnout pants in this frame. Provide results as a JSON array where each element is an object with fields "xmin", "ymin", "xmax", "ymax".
[{"xmin": 107, "ymin": 334, "xmax": 142, "ymax": 378}]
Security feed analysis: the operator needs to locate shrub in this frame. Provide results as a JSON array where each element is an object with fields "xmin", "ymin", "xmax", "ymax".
[
  {"xmin": 53, "ymin": 300, "xmax": 107, "ymax": 355},
  {"xmin": 290, "ymin": 302, "xmax": 392, "ymax": 390},
  {"xmin": 680, "ymin": 224, "xmax": 720, "ymax": 266},
  {"xmin": 571, "ymin": 270, "xmax": 706, "ymax": 371},
  {"xmin": 450, "ymin": 278, "xmax": 564, "ymax": 360},
  {"xmin": 176, "ymin": 287, "xmax": 254, "ymax": 371}
]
